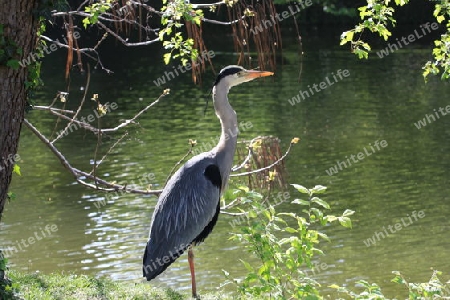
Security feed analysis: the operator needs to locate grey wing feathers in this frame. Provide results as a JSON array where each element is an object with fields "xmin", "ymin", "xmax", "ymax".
[{"xmin": 143, "ymin": 154, "xmax": 221, "ymax": 280}]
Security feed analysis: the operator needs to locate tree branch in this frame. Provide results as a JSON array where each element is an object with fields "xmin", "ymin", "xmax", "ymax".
[
  {"xmin": 23, "ymin": 119, "xmax": 162, "ymax": 195},
  {"xmin": 230, "ymin": 138, "xmax": 296, "ymax": 177},
  {"xmin": 40, "ymin": 35, "xmax": 112, "ymax": 73}
]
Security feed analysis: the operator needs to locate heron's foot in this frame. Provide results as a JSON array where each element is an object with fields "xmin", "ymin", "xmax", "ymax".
[{"xmin": 192, "ymin": 293, "xmax": 201, "ymax": 299}]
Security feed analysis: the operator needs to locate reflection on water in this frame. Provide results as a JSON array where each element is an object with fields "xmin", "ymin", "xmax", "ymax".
[{"xmin": 1, "ymin": 44, "xmax": 450, "ymax": 297}]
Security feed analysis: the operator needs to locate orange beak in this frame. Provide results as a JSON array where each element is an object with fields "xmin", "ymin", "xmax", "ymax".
[{"xmin": 243, "ymin": 70, "xmax": 274, "ymax": 79}]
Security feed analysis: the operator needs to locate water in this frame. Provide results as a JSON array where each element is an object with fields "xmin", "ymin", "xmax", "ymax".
[{"xmin": 1, "ymin": 39, "xmax": 449, "ymax": 298}]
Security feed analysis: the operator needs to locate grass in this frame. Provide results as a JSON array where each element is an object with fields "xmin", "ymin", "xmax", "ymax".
[{"xmin": 1, "ymin": 271, "xmax": 234, "ymax": 300}]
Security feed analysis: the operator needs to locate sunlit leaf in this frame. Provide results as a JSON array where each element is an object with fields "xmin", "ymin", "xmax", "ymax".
[
  {"xmin": 311, "ymin": 197, "xmax": 330, "ymax": 209},
  {"xmin": 284, "ymin": 227, "xmax": 298, "ymax": 233},
  {"xmin": 311, "ymin": 185, "xmax": 327, "ymax": 194},
  {"xmin": 339, "ymin": 216, "xmax": 352, "ymax": 228},
  {"xmin": 326, "ymin": 215, "xmax": 338, "ymax": 222},
  {"xmin": 342, "ymin": 209, "xmax": 355, "ymax": 217},
  {"xmin": 291, "ymin": 198, "xmax": 309, "ymax": 206},
  {"xmin": 291, "ymin": 184, "xmax": 309, "ymax": 195},
  {"xmin": 163, "ymin": 53, "xmax": 171, "ymax": 65},
  {"xmin": 13, "ymin": 164, "xmax": 21, "ymax": 176},
  {"xmin": 240, "ymin": 259, "xmax": 254, "ymax": 272},
  {"xmin": 329, "ymin": 284, "xmax": 341, "ymax": 289}
]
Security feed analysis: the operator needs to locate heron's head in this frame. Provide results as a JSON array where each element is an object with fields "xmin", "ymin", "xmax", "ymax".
[{"xmin": 213, "ymin": 65, "xmax": 273, "ymax": 89}]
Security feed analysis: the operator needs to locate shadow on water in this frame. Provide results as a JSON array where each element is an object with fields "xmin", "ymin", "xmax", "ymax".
[{"xmin": 1, "ymin": 36, "xmax": 449, "ymax": 297}]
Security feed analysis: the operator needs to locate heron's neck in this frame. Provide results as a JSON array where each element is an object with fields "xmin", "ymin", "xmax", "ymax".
[{"xmin": 212, "ymin": 83, "xmax": 238, "ymax": 190}]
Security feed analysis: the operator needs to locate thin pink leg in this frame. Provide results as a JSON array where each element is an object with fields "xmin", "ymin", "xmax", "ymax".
[{"xmin": 188, "ymin": 247, "xmax": 198, "ymax": 298}]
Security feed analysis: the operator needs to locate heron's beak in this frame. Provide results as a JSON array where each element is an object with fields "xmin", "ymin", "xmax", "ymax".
[{"xmin": 243, "ymin": 70, "xmax": 274, "ymax": 79}]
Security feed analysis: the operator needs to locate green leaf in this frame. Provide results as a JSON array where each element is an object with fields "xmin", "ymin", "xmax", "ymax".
[
  {"xmin": 340, "ymin": 30, "xmax": 354, "ymax": 45},
  {"xmin": 278, "ymin": 212, "xmax": 297, "ymax": 219},
  {"xmin": 238, "ymin": 185, "xmax": 250, "ymax": 193},
  {"xmin": 354, "ymin": 48, "xmax": 369, "ymax": 59},
  {"xmin": 7, "ymin": 192, "xmax": 16, "ymax": 202},
  {"xmin": 310, "ymin": 207, "xmax": 323, "ymax": 220},
  {"xmin": 240, "ymin": 259, "xmax": 254, "ymax": 272},
  {"xmin": 291, "ymin": 184, "xmax": 309, "ymax": 195},
  {"xmin": 311, "ymin": 185, "xmax": 327, "ymax": 194},
  {"xmin": 329, "ymin": 284, "xmax": 341, "ymax": 289},
  {"xmin": 436, "ymin": 15, "xmax": 445, "ymax": 24},
  {"xmin": 342, "ymin": 209, "xmax": 355, "ymax": 217},
  {"xmin": 82, "ymin": 18, "xmax": 90, "ymax": 29},
  {"xmin": 291, "ymin": 198, "xmax": 309, "ymax": 206},
  {"xmin": 325, "ymin": 215, "xmax": 338, "ymax": 222},
  {"xmin": 338, "ymin": 216, "xmax": 352, "ymax": 228},
  {"xmin": 284, "ymin": 227, "xmax": 298, "ymax": 233},
  {"xmin": 317, "ymin": 231, "xmax": 330, "ymax": 242},
  {"xmin": 391, "ymin": 275, "xmax": 404, "ymax": 284},
  {"xmin": 311, "ymin": 197, "xmax": 330, "ymax": 209},
  {"xmin": 163, "ymin": 53, "xmax": 171, "ymax": 65},
  {"xmin": 13, "ymin": 164, "xmax": 21, "ymax": 176},
  {"xmin": 6, "ymin": 59, "xmax": 20, "ymax": 70}
]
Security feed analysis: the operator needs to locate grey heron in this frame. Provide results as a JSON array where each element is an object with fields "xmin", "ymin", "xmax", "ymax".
[{"xmin": 143, "ymin": 65, "xmax": 274, "ymax": 298}]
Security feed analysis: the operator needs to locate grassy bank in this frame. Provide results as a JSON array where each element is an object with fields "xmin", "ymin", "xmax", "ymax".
[{"xmin": 1, "ymin": 271, "xmax": 232, "ymax": 300}]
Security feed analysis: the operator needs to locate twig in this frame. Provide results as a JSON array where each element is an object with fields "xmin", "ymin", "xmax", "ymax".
[
  {"xmin": 52, "ymin": 65, "xmax": 91, "ymax": 144},
  {"xmin": 32, "ymin": 106, "xmax": 75, "ymax": 114},
  {"xmin": 101, "ymin": 90, "xmax": 170, "ymax": 133},
  {"xmin": 191, "ymin": 1, "xmax": 227, "ymax": 8},
  {"xmin": 40, "ymin": 35, "xmax": 112, "ymax": 73},
  {"xmin": 230, "ymin": 140, "xmax": 296, "ymax": 177},
  {"xmin": 202, "ymin": 16, "xmax": 246, "ymax": 25},
  {"xmin": 231, "ymin": 136, "xmax": 262, "ymax": 172},
  {"xmin": 93, "ymin": 100, "xmax": 102, "ymax": 188},
  {"xmin": 97, "ymin": 21, "xmax": 159, "ymax": 47},
  {"xmin": 46, "ymin": 109, "xmax": 99, "ymax": 132},
  {"xmin": 89, "ymin": 132, "xmax": 128, "ymax": 175},
  {"xmin": 165, "ymin": 143, "xmax": 195, "ymax": 186}
]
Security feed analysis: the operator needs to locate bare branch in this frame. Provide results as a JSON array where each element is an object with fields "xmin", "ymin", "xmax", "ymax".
[
  {"xmin": 97, "ymin": 21, "xmax": 159, "ymax": 47},
  {"xmin": 52, "ymin": 65, "xmax": 92, "ymax": 144},
  {"xmin": 40, "ymin": 35, "xmax": 112, "ymax": 73},
  {"xmin": 89, "ymin": 132, "xmax": 129, "ymax": 175},
  {"xmin": 32, "ymin": 106, "xmax": 75, "ymax": 114},
  {"xmin": 23, "ymin": 119, "xmax": 162, "ymax": 195},
  {"xmin": 230, "ymin": 139, "xmax": 296, "ymax": 177},
  {"xmin": 101, "ymin": 90, "xmax": 170, "ymax": 133},
  {"xmin": 231, "ymin": 136, "xmax": 260, "ymax": 172},
  {"xmin": 46, "ymin": 109, "xmax": 99, "ymax": 132},
  {"xmin": 202, "ymin": 16, "xmax": 246, "ymax": 25}
]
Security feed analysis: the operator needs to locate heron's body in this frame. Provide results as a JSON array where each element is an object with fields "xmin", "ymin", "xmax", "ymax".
[
  {"xmin": 143, "ymin": 65, "xmax": 273, "ymax": 297},
  {"xmin": 143, "ymin": 154, "xmax": 224, "ymax": 280}
]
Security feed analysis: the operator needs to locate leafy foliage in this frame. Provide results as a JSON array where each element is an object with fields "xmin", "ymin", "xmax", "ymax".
[
  {"xmin": 25, "ymin": 17, "xmax": 46, "ymax": 106},
  {"xmin": 340, "ymin": 0, "xmax": 450, "ymax": 80},
  {"xmin": 392, "ymin": 270, "xmax": 450, "ymax": 300},
  {"xmin": 0, "ymin": 24, "xmax": 22, "ymax": 70},
  {"xmin": 0, "ymin": 251, "xmax": 18, "ymax": 300},
  {"xmin": 332, "ymin": 270, "xmax": 450, "ymax": 299},
  {"xmin": 423, "ymin": 3, "xmax": 450, "ymax": 80},
  {"xmin": 83, "ymin": 0, "xmax": 113, "ymax": 28},
  {"xmin": 223, "ymin": 184, "xmax": 354, "ymax": 299},
  {"xmin": 159, "ymin": 0, "xmax": 203, "ymax": 65}
]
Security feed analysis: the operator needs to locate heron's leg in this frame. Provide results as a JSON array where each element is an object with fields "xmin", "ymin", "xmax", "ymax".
[{"xmin": 188, "ymin": 246, "xmax": 198, "ymax": 299}]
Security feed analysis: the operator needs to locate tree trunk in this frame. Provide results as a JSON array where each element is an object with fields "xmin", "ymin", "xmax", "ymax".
[{"xmin": 0, "ymin": 1, "xmax": 39, "ymax": 220}]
